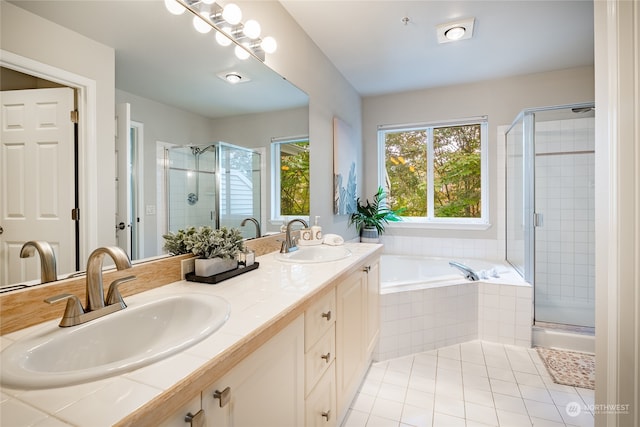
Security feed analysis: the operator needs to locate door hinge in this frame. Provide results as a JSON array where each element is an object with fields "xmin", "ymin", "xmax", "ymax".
[
  {"xmin": 70, "ymin": 110, "xmax": 79, "ymax": 123},
  {"xmin": 71, "ymin": 208, "xmax": 80, "ymax": 221}
]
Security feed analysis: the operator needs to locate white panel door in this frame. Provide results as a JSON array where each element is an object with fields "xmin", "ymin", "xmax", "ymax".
[
  {"xmin": 114, "ymin": 103, "xmax": 131, "ymax": 257},
  {"xmin": 0, "ymin": 87, "xmax": 75, "ymax": 286}
]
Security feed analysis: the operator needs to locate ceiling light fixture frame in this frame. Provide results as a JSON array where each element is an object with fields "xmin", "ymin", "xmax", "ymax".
[{"xmin": 436, "ymin": 17, "xmax": 475, "ymax": 44}]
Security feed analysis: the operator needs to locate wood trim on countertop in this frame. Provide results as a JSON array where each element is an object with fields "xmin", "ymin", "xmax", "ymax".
[{"xmin": 114, "ymin": 247, "xmax": 383, "ymax": 427}]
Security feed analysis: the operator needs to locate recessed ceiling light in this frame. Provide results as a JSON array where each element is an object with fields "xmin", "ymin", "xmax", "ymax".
[
  {"xmin": 437, "ymin": 18, "xmax": 475, "ymax": 44},
  {"xmin": 216, "ymin": 71, "xmax": 251, "ymax": 84}
]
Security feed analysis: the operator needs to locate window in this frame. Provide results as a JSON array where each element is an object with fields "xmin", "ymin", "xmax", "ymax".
[
  {"xmin": 271, "ymin": 137, "xmax": 310, "ymax": 220},
  {"xmin": 378, "ymin": 118, "xmax": 488, "ymax": 227}
]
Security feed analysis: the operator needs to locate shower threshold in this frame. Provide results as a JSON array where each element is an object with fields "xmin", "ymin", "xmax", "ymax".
[{"xmin": 533, "ymin": 321, "xmax": 595, "ymax": 354}]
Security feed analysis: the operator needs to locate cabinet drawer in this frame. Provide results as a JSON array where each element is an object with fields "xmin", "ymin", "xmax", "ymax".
[
  {"xmin": 305, "ymin": 325, "xmax": 335, "ymax": 396},
  {"xmin": 305, "ymin": 361, "xmax": 336, "ymax": 427},
  {"xmin": 305, "ymin": 288, "xmax": 336, "ymax": 351}
]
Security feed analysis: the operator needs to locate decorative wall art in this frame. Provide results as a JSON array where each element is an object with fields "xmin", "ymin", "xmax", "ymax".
[{"xmin": 333, "ymin": 117, "xmax": 358, "ymax": 215}]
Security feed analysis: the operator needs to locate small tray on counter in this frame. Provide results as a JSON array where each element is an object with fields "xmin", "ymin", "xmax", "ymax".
[{"xmin": 185, "ymin": 262, "xmax": 259, "ymax": 284}]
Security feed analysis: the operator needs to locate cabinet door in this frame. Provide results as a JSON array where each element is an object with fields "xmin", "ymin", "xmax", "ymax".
[
  {"xmin": 203, "ymin": 316, "xmax": 304, "ymax": 427},
  {"xmin": 336, "ymin": 270, "xmax": 366, "ymax": 418},
  {"xmin": 305, "ymin": 362, "xmax": 336, "ymax": 427},
  {"xmin": 365, "ymin": 260, "xmax": 380, "ymax": 357}
]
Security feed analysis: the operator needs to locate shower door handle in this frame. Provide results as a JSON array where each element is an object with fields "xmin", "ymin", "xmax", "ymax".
[{"xmin": 533, "ymin": 213, "xmax": 544, "ymax": 227}]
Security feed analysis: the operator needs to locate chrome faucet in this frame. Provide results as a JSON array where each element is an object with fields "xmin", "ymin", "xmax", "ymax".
[
  {"xmin": 44, "ymin": 246, "xmax": 136, "ymax": 327},
  {"xmin": 280, "ymin": 218, "xmax": 309, "ymax": 253},
  {"xmin": 241, "ymin": 217, "xmax": 261, "ymax": 239},
  {"xmin": 20, "ymin": 241, "xmax": 57, "ymax": 284},
  {"xmin": 449, "ymin": 261, "xmax": 480, "ymax": 281}
]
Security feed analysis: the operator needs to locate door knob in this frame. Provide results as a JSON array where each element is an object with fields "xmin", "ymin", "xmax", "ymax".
[{"xmin": 116, "ymin": 222, "xmax": 126, "ymax": 230}]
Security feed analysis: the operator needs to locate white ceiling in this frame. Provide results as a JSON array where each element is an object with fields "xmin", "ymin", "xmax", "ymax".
[
  {"xmin": 10, "ymin": 1, "xmax": 594, "ymax": 111},
  {"xmin": 281, "ymin": 0, "xmax": 595, "ymax": 96}
]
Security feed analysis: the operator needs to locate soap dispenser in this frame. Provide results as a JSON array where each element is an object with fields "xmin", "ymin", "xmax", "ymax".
[{"xmin": 312, "ymin": 216, "xmax": 323, "ymax": 240}]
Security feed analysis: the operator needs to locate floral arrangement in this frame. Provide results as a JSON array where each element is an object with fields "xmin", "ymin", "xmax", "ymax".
[{"xmin": 163, "ymin": 226, "xmax": 244, "ymax": 259}]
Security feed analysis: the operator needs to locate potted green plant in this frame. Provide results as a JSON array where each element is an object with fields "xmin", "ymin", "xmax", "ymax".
[
  {"xmin": 163, "ymin": 226, "xmax": 245, "ymax": 276},
  {"xmin": 349, "ymin": 186, "xmax": 404, "ymax": 242}
]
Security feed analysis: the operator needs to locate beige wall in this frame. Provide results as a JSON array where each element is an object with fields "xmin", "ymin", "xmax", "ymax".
[
  {"xmin": 362, "ymin": 66, "xmax": 594, "ymax": 240},
  {"xmin": 1, "ymin": 0, "xmax": 116, "ymax": 257}
]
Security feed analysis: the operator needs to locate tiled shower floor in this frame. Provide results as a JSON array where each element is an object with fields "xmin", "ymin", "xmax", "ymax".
[{"xmin": 342, "ymin": 341, "xmax": 594, "ymax": 427}]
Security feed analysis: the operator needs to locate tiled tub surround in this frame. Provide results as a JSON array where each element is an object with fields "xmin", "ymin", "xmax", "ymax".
[
  {"xmin": 0, "ymin": 242, "xmax": 382, "ymax": 427},
  {"xmin": 375, "ymin": 255, "xmax": 531, "ymax": 361}
]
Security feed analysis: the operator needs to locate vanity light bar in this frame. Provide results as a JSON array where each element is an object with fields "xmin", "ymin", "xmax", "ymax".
[{"xmin": 166, "ymin": 0, "xmax": 277, "ymax": 61}]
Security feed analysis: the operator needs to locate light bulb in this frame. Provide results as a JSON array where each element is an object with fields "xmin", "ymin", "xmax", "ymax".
[
  {"xmin": 243, "ymin": 19, "xmax": 261, "ymax": 39},
  {"xmin": 164, "ymin": 0, "xmax": 185, "ymax": 15},
  {"xmin": 193, "ymin": 14, "xmax": 212, "ymax": 34},
  {"xmin": 444, "ymin": 26, "xmax": 466, "ymax": 41},
  {"xmin": 222, "ymin": 3, "xmax": 242, "ymax": 25},
  {"xmin": 234, "ymin": 44, "xmax": 250, "ymax": 60},
  {"xmin": 215, "ymin": 27, "xmax": 233, "ymax": 46},
  {"xmin": 225, "ymin": 73, "xmax": 242, "ymax": 84},
  {"xmin": 261, "ymin": 36, "xmax": 277, "ymax": 54}
]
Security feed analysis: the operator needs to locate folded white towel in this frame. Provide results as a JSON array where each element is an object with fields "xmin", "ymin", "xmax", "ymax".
[{"xmin": 323, "ymin": 234, "xmax": 344, "ymax": 246}]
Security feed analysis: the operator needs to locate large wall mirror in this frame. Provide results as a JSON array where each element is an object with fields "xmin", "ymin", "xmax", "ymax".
[{"xmin": 0, "ymin": 1, "xmax": 309, "ymax": 289}]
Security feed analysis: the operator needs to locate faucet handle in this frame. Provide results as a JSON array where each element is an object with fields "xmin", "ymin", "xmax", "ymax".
[
  {"xmin": 45, "ymin": 293, "xmax": 85, "ymax": 327},
  {"xmin": 106, "ymin": 275, "xmax": 136, "ymax": 308}
]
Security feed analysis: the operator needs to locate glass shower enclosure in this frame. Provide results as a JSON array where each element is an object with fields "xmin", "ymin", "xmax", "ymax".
[
  {"xmin": 506, "ymin": 103, "xmax": 595, "ymax": 329},
  {"xmin": 165, "ymin": 142, "xmax": 261, "ymax": 239}
]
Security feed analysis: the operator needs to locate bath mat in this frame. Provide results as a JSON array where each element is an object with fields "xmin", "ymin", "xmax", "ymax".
[{"xmin": 536, "ymin": 347, "xmax": 595, "ymax": 390}]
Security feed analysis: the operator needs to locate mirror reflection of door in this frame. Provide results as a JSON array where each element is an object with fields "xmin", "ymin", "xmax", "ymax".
[
  {"xmin": 0, "ymin": 86, "xmax": 76, "ymax": 286},
  {"xmin": 114, "ymin": 103, "xmax": 144, "ymax": 261}
]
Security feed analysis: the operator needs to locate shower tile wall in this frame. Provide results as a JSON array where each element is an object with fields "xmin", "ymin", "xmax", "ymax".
[{"xmin": 534, "ymin": 117, "xmax": 595, "ymax": 327}]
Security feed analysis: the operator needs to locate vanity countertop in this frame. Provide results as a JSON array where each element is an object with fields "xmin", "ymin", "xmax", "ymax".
[{"xmin": 0, "ymin": 242, "xmax": 382, "ymax": 427}]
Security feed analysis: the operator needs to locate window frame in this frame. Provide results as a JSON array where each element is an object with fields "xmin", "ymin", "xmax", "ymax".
[
  {"xmin": 377, "ymin": 117, "xmax": 490, "ymax": 230},
  {"xmin": 270, "ymin": 135, "xmax": 310, "ymax": 223}
]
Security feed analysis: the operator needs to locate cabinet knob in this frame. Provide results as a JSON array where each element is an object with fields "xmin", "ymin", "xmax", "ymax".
[
  {"xmin": 213, "ymin": 386, "xmax": 231, "ymax": 408},
  {"xmin": 184, "ymin": 410, "xmax": 205, "ymax": 427},
  {"xmin": 362, "ymin": 265, "xmax": 371, "ymax": 272},
  {"xmin": 322, "ymin": 410, "xmax": 331, "ymax": 421},
  {"xmin": 321, "ymin": 310, "xmax": 331, "ymax": 321},
  {"xmin": 321, "ymin": 352, "xmax": 331, "ymax": 363}
]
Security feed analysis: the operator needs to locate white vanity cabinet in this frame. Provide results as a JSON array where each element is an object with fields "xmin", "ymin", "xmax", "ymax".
[
  {"xmin": 148, "ymin": 251, "xmax": 380, "ymax": 427},
  {"xmin": 202, "ymin": 316, "xmax": 305, "ymax": 427},
  {"xmin": 304, "ymin": 289, "xmax": 337, "ymax": 427},
  {"xmin": 336, "ymin": 260, "xmax": 380, "ymax": 421}
]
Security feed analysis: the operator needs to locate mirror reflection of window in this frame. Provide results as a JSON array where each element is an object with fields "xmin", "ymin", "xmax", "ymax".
[{"xmin": 271, "ymin": 137, "xmax": 310, "ymax": 221}]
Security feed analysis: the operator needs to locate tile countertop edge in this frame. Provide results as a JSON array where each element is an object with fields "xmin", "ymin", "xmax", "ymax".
[{"xmin": 113, "ymin": 243, "xmax": 383, "ymax": 427}]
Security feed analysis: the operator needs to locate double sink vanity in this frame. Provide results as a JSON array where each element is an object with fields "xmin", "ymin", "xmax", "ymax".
[{"xmin": 0, "ymin": 239, "xmax": 382, "ymax": 427}]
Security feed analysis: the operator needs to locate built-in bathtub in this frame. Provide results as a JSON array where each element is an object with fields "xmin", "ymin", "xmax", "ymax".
[{"xmin": 375, "ymin": 254, "xmax": 533, "ymax": 361}]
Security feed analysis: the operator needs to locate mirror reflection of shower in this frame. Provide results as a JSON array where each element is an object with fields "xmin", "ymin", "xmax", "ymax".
[
  {"xmin": 187, "ymin": 145, "xmax": 216, "ymax": 206},
  {"xmin": 164, "ymin": 142, "xmax": 261, "ymax": 240}
]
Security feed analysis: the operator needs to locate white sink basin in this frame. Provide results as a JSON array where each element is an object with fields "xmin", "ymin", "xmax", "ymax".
[
  {"xmin": 275, "ymin": 245, "xmax": 352, "ymax": 263},
  {"xmin": 0, "ymin": 293, "xmax": 230, "ymax": 389}
]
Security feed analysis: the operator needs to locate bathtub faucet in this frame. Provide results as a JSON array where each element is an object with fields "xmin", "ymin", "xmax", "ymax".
[{"xmin": 449, "ymin": 261, "xmax": 480, "ymax": 281}]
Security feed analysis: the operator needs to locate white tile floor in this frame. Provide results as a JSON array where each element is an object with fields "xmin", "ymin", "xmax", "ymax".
[{"xmin": 342, "ymin": 341, "xmax": 595, "ymax": 427}]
